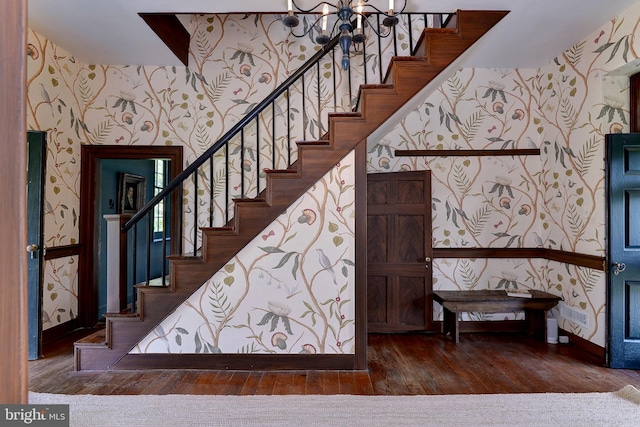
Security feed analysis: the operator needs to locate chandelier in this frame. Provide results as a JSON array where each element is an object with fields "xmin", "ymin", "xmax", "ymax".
[{"xmin": 283, "ymin": 0, "xmax": 405, "ymax": 70}]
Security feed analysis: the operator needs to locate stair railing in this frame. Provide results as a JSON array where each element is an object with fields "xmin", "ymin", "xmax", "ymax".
[{"xmin": 115, "ymin": 12, "xmax": 451, "ymax": 310}]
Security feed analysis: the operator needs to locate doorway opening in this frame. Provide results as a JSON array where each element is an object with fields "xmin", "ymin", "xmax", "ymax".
[{"xmin": 78, "ymin": 145, "xmax": 182, "ymax": 327}]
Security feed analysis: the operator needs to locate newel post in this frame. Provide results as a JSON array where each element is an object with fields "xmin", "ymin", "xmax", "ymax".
[{"xmin": 104, "ymin": 214, "xmax": 131, "ymax": 313}]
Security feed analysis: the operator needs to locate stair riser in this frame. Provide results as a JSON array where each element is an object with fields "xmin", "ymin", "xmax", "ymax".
[
  {"xmin": 457, "ymin": 10, "xmax": 509, "ymax": 37},
  {"xmin": 74, "ymin": 10, "xmax": 509, "ymax": 371},
  {"xmin": 413, "ymin": 34, "xmax": 463, "ymax": 60},
  {"xmin": 294, "ymin": 147, "xmax": 351, "ymax": 175},
  {"xmin": 74, "ymin": 347, "xmax": 112, "ymax": 371},
  {"xmin": 385, "ymin": 64, "xmax": 442, "ymax": 91},
  {"xmin": 412, "ymin": 11, "xmax": 507, "ymax": 66},
  {"xmin": 169, "ymin": 264, "xmax": 220, "ymax": 292},
  {"xmin": 137, "ymin": 297, "xmax": 192, "ymax": 327},
  {"xmin": 357, "ymin": 90, "xmax": 399, "ymax": 114},
  {"xmin": 74, "ymin": 318, "xmax": 142, "ymax": 370}
]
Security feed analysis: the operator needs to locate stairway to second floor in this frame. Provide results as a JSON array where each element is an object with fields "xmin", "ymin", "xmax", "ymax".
[{"xmin": 74, "ymin": 9, "xmax": 509, "ymax": 371}]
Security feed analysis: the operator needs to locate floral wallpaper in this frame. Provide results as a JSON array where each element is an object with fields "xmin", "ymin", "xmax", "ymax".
[
  {"xmin": 368, "ymin": 4, "xmax": 640, "ymax": 346},
  {"xmin": 133, "ymin": 152, "xmax": 356, "ymax": 354},
  {"xmin": 42, "ymin": 256, "xmax": 78, "ymax": 328},
  {"xmin": 25, "ymin": 13, "xmax": 421, "ymax": 331},
  {"xmin": 25, "ymin": 4, "xmax": 640, "ymax": 348}
]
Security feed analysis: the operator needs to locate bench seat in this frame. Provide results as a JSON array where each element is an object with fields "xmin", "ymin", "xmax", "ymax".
[{"xmin": 433, "ymin": 290, "xmax": 562, "ymax": 343}]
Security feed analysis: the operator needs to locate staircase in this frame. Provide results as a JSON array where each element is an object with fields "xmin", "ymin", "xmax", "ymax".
[{"xmin": 74, "ymin": 10, "xmax": 508, "ymax": 371}]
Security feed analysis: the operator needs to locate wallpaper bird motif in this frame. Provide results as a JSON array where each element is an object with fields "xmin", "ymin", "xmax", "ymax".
[
  {"xmin": 24, "ymin": 12, "xmax": 421, "ymax": 332},
  {"xmin": 132, "ymin": 152, "xmax": 356, "ymax": 354},
  {"xmin": 25, "ymin": 5, "xmax": 640, "ymax": 349},
  {"xmin": 366, "ymin": 12, "xmax": 640, "ymax": 344}
]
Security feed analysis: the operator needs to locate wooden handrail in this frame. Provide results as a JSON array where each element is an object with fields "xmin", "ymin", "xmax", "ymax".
[{"xmin": 122, "ymin": 31, "xmax": 342, "ymax": 233}]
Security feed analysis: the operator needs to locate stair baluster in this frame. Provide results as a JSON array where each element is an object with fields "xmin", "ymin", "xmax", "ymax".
[{"xmin": 74, "ymin": 11, "xmax": 509, "ymax": 371}]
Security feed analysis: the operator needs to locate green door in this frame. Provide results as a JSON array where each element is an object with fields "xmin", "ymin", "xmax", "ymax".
[
  {"xmin": 27, "ymin": 130, "xmax": 46, "ymax": 360},
  {"xmin": 606, "ymin": 133, "xmax": 640, "ymax": 368}
]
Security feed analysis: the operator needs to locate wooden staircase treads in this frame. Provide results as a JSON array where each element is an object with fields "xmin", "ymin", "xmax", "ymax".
[
  {"xmin": 199, "ymin": 227, "xmax": 238, "ymax": 235},
  {"xmin": 74, "ymin": 329, "xmax": 106, "ymax": 346},
  {"xmin": 424, "ymin": 27, "xmax": 459, "ymax": 34},
  {"xmin": 74, "ymin": 10, "xmax": 509, "ymax": 371},
  {"xmin": 383, "ymin": 62, "xmax": 448, "ymax": 89},
  {"xmin": 264, "ymin": 172, "xmax": 301, "ymax": 181},
  {"xmin": 359, "ymin": 84, "xmax": 395, "ymax": 90},
  {"xmin": 296, "ymin": 140, "xmax": 330, "ymax": 147},
  {"xmin": 135, "ymin": 276, "xmax": 169, "ymax": 287},
  {"xmin": 327, "ymin": 112, "xmax": 363, "ymax": 118},
  {"xmin": 232, "ymin": 197, "xmax": 267, "ymax": 203},
  {"xmin": 263, "ymin": 168, "xmax": 298, "ymax": 175},
  {"xmin": 103, "ymin": 311, "xmax": 138, "ymax": 318},
  {"xmin": 131, "ymin": 285, "xmax": 174, "ymax": 294},
  {"xmin": 233, "ymin": 199, "xmax": 271, "ymax": 209}
]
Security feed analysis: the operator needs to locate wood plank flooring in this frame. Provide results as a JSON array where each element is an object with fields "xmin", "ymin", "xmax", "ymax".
[{"xmin": 29, "ymin": 330, "xmax": 640, "ymax": 395}]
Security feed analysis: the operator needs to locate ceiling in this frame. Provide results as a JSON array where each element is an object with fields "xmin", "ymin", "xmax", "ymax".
[{"xmin": 28, "ymin": 0, "xmax": 639, "ymax": 69}]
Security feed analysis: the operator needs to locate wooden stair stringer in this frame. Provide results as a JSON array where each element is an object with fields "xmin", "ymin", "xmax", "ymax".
[
  {"xmin": 368, "ymin": 9, "xmax": 509, "ymax": 152},
  {"xmin": 74, "ymin": 9, "xmax": 508, "ymax": 371},
  {"xmin": 73, "ymin": 257, "xmax": 213, "ymax": 371},
  {"xmin": 199, "ymin": 144, "xmax": 354, "ymax": 266}
]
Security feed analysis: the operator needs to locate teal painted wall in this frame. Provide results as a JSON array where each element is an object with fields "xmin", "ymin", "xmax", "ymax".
[{"xmin": 98, "ymin": 159, "xmax": 168, "ymax": 318}]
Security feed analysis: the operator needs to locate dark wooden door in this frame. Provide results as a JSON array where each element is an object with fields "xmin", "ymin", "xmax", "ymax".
[
  {"xmin": 367, "ymin": 170, "xmax": 433, "ymax": 332},
  {"xmin": 606, "ymin": 133, "xmax": 640, "ymax": 368},
  {"xmin": 27, "ymin": 130, "xmax": 46, "ymax": 360}
]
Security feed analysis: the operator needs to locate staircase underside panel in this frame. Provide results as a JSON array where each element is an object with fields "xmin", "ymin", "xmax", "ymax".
[{"xmin": 73, "ymin": 10, "xmax": 508, "ymax": 371}]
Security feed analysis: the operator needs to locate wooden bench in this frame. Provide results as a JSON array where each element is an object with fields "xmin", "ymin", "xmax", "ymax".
[{"xmin": 433, "ymin": 290, "xmax": 562, "ymax": 343}]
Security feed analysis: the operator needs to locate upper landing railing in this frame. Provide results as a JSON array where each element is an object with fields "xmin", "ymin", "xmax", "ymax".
[{"xmin": 110, "ymin": 12, "xmax": 453, "ymax": 310}]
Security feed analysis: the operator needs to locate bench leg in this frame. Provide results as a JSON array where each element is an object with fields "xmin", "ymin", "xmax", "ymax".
[
  {"xmin": 442, "ymin": 308, "xmax": 459, "ymax": 343},
  {"xmin": 525, "ymin": 309, "xmax": 546, "ymax": 341}
]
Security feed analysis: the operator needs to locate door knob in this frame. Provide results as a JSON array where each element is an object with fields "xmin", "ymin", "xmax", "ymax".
[
  {"xmin": 425, "ymin": 257, "xmax": 431, "ymax": 269},
  {"xmin": 611, "ymin": 262, "xmax": 626, "ymax": 276},
  {"xmin": 26, "ymin": 244, "xmax": 39, "ymax": 260}
]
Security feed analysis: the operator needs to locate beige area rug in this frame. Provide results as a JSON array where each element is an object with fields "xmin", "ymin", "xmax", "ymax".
[{"xmin": 29, "ymin": 386, "xmax": 640, "ymax": 427}]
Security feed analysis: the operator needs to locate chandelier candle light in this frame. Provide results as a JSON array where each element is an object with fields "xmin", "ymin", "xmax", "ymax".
[{"xmin": 283, "ymin": 0, "xmax": 405, "ymax": 70}]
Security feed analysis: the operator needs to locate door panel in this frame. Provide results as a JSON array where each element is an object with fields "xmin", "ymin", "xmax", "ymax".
[
  {"xmin": 27, "ymin": 130, "xmax": 46, "ymax": 360},
  {"xmin": 626, "ymin": 190, "xmax": 640, "ymax": 247},
  {"xmin": 606, "ymin": 133, "xmax": 640, "ymax": 368},
  {"xmin": 628, "ymin": 281, "xmax": 640, "ymax": 339},
  {"xmin": 367, "ymin": 215, "xmax": 388, "ymax": 263},
  {"xmin": 367, "ymin": 180, "xmax": 388, "ymax": 204},
  {"xmin": 367, "ymin": 276, "xmax": 388, "ymax": 324},
  {"xmin": 397, "ymin": 276, "xmax": 428, "ymax": 327},
  {"xmin": 397, "ymin": 179, "xmax": 426, "ymax": 204},
  {"xmin": 367, "ymin": 170, "xmax": 433, "ymax": 333},
  {"xmin": 397, "ymin": 215, "xmax": 424, "ymax": 261}
]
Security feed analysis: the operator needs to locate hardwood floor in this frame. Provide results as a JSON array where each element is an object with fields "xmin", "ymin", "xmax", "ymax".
[{"xmin": 29, "ymin": 330, "xmax": 640, "ymax": 395}]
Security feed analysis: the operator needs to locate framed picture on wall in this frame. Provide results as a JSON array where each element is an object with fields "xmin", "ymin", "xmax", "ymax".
[{"xmin": 118, "ymin": 173, "xmax": 146, "ymax": 214}]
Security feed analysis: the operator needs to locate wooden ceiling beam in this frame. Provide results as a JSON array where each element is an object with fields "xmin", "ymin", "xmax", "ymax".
[{"xmin": 139, "ymin": 13, "xmax": 189, "ymax": 66}]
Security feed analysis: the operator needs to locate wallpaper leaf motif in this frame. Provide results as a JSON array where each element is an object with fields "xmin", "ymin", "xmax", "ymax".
[
  {"xmin": 595, "ymin": 35, "xmax": 631, "ymax": 63},
  {"xmin": 575, "ymin": 136, "xmax": 599, "ymax": 176},
  {"xmin": 461, "ymin": 110, "xmax": 484, "ymax": 141},
  {"xmin": 28, "ymin": 7, "xmax": 640, "ymax": 345},
  {"xmin": 30, "ymin": 11, "xmax": 422, "ymax": 331},
  {"xmin": 566, "ymin": 41, "xmax": 586, "ymax": 66},
  {"xmin": 366, "ymin": 4, "xmax": 640, "ymax": 346},
  {"xmin": 208, "ymin": 72, "xmax": 231, "ymax": 102},
  {"xmin": 132, "ymin": 151, "xmax": 356, "ymax": 354}
]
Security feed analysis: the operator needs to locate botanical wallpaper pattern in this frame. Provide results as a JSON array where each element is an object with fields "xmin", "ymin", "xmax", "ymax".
[
  {"xmin": 42, "ymin": 256, "xmax": 78, "ymax": 328},
  {"xmin": 133, "ymin": 152, "xmax": 356, "ymax": 354},
  {"xmin": 24, "ymin": 4, "xmax": 640, "ymax": 347},
  {"xmin": 368, "ymin": 4, "xmax": 640, "ymax": 346},
  {"xmin": 25, "ymin": 13, "xmax": 422, "ymax": 332}
]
